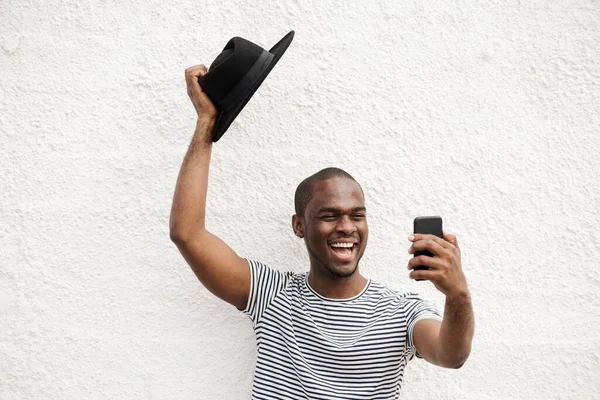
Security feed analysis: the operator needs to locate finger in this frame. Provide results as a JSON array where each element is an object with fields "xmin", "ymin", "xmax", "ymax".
[
  {"xmin": 409, "ymin": 268, "xmax": 438, "ymax": 281},
  {"xmin": 185, "ymin": 67, "xmax": 209, "ymax": 98},
  {"xmin": 443, "ymin": 229, "xmax": 459, "ymax": 248},
  {"xmin": 407, "ymin": 255, "xmax": 445, "ymax": 270},
  {"xmin": 185, "ymin": 65, "xmax": 209, "ymax": 85},
  {"xmin": 408, "ymin": 238, "xmax": 447, "ymax": 257},
  {"xmin": 410, "ymin": 233, "xmax": 452, "ymax": 250},
  {"xmin": 185, "ymin": 64, "xmax": 208, "ymax": 76}
]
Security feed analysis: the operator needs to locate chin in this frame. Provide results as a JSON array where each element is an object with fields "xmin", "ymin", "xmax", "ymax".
[{"xmin": 325, "ymin": 262, "xmax": 358, "ymax": 278}]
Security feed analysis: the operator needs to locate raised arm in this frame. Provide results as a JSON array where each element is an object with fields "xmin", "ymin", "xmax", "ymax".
[
  {"xmin": 407, "ymin": 231, "xmax": 475, "ymax": 368},
  {"xmin": 169, "ymin": 64, "xmax": 250, "ymax": 310}
]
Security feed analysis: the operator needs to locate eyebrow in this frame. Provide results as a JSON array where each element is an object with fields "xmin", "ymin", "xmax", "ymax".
[{"xmin": 316, "ymin": 207, "xmax": 367, "ymax": 214}]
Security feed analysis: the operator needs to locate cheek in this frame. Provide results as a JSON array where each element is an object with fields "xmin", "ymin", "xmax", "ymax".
[
  {"xmin": 307, "ymin": 224, "xmax": 331, "ymax": 244},
  {"xmin": 359, "ymin": 224, "xmax": 369, "ymax": 239}
]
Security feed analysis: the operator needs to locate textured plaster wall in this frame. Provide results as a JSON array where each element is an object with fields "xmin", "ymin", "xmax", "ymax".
[{"xmin": 1, "ymin": 0, "xmax": 599, "ymax": 399}]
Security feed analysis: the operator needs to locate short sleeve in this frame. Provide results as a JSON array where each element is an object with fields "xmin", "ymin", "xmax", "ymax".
[
  {"xmin": 241, "ymin": 259, "xmax": 290, "ymax": 325},
  {"xmin": 402, "ymin": 294, "xmax": 443, "ymax": 360}
]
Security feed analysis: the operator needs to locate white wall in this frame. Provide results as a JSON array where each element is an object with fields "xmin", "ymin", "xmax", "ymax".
[{"xmin": 1, "ymin": 1, "xmax": 599, "ymax": 399}]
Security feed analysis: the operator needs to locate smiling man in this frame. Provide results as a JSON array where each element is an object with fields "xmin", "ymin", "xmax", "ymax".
[
  {"xmin": 293, "ymin": 171, "xmax": 369, "ymax": 288},
  {"xmin": 170, "ymin": 64, "xmax": 475, "ymax": 399}
]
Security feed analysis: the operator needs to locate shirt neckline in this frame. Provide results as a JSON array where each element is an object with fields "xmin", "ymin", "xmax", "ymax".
[{"xmin": 304, "ymin": 273, "xmax": 371, "ymax": 302}]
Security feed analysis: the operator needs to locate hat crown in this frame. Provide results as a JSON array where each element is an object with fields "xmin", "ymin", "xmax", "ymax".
[{"xmin": 201, "ymin": 37, "xmax": 266, "ymax": 104}]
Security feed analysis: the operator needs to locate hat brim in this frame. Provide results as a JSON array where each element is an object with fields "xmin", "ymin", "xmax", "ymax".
[{"xmin": 212, "ymin": 30, "xmax": 295, "ymax": 142}]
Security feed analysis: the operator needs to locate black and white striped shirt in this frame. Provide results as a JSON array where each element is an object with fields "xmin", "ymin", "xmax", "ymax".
[{"xmin": 242, "ymin": 260, "xmax": 442, "ymax": 400}]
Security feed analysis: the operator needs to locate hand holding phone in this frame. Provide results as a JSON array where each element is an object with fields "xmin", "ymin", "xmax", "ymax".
[{"xmin": 412, "ymin": 216, "xmax": 443, "ymax": 280}]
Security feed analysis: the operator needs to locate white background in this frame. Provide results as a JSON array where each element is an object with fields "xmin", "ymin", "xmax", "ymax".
[{"xmin": 1, "ymin": 1, "xmax": 599, "ymax": 399}]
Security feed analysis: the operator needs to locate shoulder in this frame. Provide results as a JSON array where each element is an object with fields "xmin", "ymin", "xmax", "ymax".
[
  {"xmin": 247, "ymin": 259, "xmax": 304, "ymax": 286},
  {"xmin": 366, "ymin": 280, "xmax": 430, "ymax": 309},
  {"xmin": 368, "ymin": 279, "xmax": 420, "ymax": 300}
]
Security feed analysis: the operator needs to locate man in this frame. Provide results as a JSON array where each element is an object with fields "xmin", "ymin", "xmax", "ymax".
[{"xmin": 170, "ymin": 64, "xmax": 475, "ymax": 399}]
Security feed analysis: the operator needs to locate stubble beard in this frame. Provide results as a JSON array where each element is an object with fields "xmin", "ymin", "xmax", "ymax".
[{"xmin": 325, "ymin": 261, "xmax": 359, "ymax": 278}]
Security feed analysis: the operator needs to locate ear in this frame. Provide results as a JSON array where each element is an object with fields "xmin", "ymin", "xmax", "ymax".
[{"xmin": 292, "ymin": 214, "xmax": 304, "ymax": 238}]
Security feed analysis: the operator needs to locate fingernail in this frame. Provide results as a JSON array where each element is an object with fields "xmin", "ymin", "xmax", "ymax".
[{"xmin": 408, "ymin": 235, "xmax": 414, "ymax": 241}]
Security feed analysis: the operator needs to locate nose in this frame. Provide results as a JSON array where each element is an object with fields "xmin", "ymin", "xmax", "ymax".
[{"xmin": 336, "ymin": 215, "xmax": 356, "ymax": 235}]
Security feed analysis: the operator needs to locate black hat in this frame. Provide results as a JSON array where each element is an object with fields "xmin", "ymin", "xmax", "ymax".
[{"xmin": 199, "ymin": 31, "xmax": 295, "ymax": 142}]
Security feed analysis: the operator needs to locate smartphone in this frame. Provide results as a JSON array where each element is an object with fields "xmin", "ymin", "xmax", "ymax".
[{"xmin": 413, "ymin": 216, "xmax": 443, "ymax": 277}]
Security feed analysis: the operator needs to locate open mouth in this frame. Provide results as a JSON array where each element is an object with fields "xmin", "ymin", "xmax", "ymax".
[{"xmin": 328, "ymin": 242, "xmax": 357, "ymax": 262}]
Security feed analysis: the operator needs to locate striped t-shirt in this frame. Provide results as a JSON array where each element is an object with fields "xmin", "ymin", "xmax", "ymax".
[{"xmin": 242, "ymin": 260, "xmax": 442, "ymax": 400}]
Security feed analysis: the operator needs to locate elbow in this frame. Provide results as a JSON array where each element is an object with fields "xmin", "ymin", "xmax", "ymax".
[
  {"xmin": 435, "ymin": 347, "xmax": 470, "ymax": 369},
  {"xmin": 170, "ymin": 229, "xmax": 186, "ymax": 244},
  {"xmin": 169, "ymin": 222, "xmax": 207, "ymax": 245},
  {"xmin": 169, "ymin": 213, "xmax": 194, "ymax": 244},
  {"xmin": 170, "ymin": 227, "xmax": 197, "ymax": 245},
  {"xmin": 447, "ymin": 353, "xmax": 470, "ymax": 369},
  {"xmin": 169, "ymin": 220, "xmax": 185, "ymax": 243},
  {"xmin": 169, "ymin": 220, "xmax": 193, "ymax": 245},
  {"xmin": 438, "ymin": 358, "xmax": 467, "ymax": 370}
]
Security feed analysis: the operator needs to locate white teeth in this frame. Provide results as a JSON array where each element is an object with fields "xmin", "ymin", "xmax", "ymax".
[{"xmin": 330, "ymin": 243, "xmax": 354, "ymax": 248}]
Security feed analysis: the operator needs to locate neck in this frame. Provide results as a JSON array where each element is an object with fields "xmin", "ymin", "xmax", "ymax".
[{"xmin": 307, "ymin": 269, "xmax": 368, "ymax": 299}]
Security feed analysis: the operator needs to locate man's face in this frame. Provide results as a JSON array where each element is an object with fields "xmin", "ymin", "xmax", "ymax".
[{"xmin": 294, "ymin": 177, "xmax": 368, "ymax": 278}]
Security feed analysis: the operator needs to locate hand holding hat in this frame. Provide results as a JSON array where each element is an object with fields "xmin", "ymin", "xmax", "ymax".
[
  {"xmin": 185, "ymin": 64, "xmax": 218, "ymax": 122},
  {"xmin": 195, "ymin": 31, "xmax": 295, "ymax": 142}
]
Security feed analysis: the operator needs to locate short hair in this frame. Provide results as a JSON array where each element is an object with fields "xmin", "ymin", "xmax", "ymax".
[{"xmin": 294, "ymin": 167, "xmax": 363, "ymax": 217}]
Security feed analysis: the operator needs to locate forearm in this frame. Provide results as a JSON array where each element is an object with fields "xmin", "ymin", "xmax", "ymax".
[
  {"xmin": 169, "ymin": 118, "xmax": 215, "ymax": 241},
  {"xmin": 435, "ymin": 291, "xmax": 474, "ymax": 368}
]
